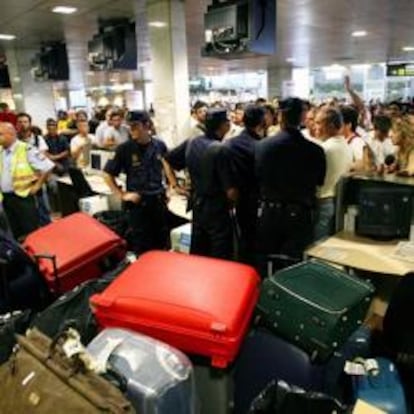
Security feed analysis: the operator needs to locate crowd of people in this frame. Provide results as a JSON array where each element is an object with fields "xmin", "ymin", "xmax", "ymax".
[{"xmin": 0, "ymin": 75, "xmax": 413, "ymax": 274}]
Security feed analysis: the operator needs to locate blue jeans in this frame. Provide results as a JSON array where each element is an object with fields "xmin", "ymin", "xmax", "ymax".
[{"xmin": 313, "ymin": 198, "xmax": 335, "ymax": 243}]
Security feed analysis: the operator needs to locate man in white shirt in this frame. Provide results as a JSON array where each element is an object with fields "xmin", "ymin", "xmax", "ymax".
[
  {"xmin": 313, "ymin": 107, "xmax": 352, "ymax": 242},
  {"xmin": 100, "ymin": 110, "xmax": 129, "ymax": 149},
  {"xmin": 340, "ymin": 105, "xmax": 370, "ymax": 172},
  {"xmin": 70, "ymin": 120, "xmax": 93, "ymax": 169},
  {"xmin": 184, "ymin": 101, "xmax": 208, "ymax": 140},
  {"xmin": 366, "ymin": 114, "xmax": 396, "ymax": 172},
  {"xmin": 94, "ymin": 107, "xmax": 113, "ymax": 147}
]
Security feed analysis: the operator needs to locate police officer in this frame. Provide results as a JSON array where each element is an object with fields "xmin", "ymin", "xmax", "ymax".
[
  {"xmin": 255, "ymin": 98, "xmax": 326, "ymax": 268},
  {"xmin": 169, "ymin": 109, "xmax": 237, "ymax": 259},
  {"xmin": 103, "ymin": 111, "xmax": 172, "ymax": 255},
  {"xmin": 224, "ymin": 105, "xmax": 267, "ymax": 264},
  {"xmin": 0, "ymin": 122, "xmax": 55, "ymax": 239}
]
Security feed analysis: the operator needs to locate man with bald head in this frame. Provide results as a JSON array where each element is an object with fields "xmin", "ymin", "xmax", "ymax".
[{"xmin": 0, "ymin": 122, "xmax": 54, "ymax": 239}]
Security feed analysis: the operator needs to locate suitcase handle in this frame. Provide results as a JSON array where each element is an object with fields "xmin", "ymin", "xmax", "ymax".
[
  {"xmin": 33, "ymin": 254, "xmax": 60, "ymax": 294},
  {"xmin": 0, "ymin": 257, "xmax": 10, "ymax": 309},
  {"xmin": 270, "ymin": 280, "xmax": 349, "ymax": 316}
]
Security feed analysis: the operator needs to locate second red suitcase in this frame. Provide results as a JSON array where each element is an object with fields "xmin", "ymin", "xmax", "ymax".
[
  {"xmin": 90, "ymin": 251, "xmax": 260, "ymax": 368},
  {"xmin": 24, "ymin": 213, "xmax": 127, "ymax": 294}
]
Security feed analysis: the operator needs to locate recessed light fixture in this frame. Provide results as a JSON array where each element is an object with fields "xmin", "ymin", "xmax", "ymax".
[
  {"xmin": 402, "ymin": 46, "xmax": 414, "ymax": 52},
  {"xmin": 148, "ymin": 21, "xmax": 167, "ymax": 28},
  {"xmin": 286, "ymin": 57, "xmax": 295, "ymax": 63},
  {"xmin": 52, "ymin": 6, "xmax": 77, "ymax": 15},
  {"xmin": 352, "ymin": 31, "xmax": 367, "ymax": 37},
  {"xmin": 0, "ymin": 34, "xmax": 16, "ymax": 40}
]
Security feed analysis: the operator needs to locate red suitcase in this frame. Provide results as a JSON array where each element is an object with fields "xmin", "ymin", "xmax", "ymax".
[
  {"xmin": 90, "ymin": 251, "xmax": 260, "ymax": 368},
  {"xmin": 24, "ymin": 213, "xmax": 126, "ymax": 295}
]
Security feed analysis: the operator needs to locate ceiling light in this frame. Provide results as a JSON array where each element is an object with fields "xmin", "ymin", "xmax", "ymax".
[
  {"xmin": 52, "ymin": 6, "xmax": 77, "ymax": 15},
  {"xmin": 402, "ymin": 46, "xmax": 414, "ymax": 52},
  {"xmin": 148, "ymin": 21, "xmax": 167, "ymax": 28},
  {"xmin": 352, "ymin": 31, "xmax": 367, "ymax": 37},
  {"xmin": 286, "ymin": 57, "xmax": 295, "ymax": 63},
  {"xmin": 0, "ymin": 34, "xmax": 16, "ymax": 40}
]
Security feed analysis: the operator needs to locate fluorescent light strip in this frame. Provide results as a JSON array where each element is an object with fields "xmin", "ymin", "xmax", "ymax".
[
  {"xmin": 148, "ymin": 21, "xmax": 167, "ymax": 28},
  {"xmin": 352, "ymin": 31, "xmax": 367, "ymax": 37},
  {"xmin": 0, "ymin": 34, "xmax": 16, "ymax": 40},
  {"xmin": 403, "ymin": 46, "xmax": 414, "ymax": 52},
  {"xmin": 52, "ymin": 6, "xmax": 77, "ymax": 15}
]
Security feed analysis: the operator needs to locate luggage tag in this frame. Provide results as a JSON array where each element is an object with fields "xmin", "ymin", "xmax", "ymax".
[
  {"xmin": 344, "ymin": 358, "xmax": 380, "ymax": 376},
  {"xmin": 62, "ymin": 329, "xmax": 85, "ymax": 359}
]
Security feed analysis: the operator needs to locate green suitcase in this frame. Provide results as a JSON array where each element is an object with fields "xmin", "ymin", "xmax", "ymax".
[{"xmin": 257, "ymin": 261, "xmax": 375, "ymax": 362}]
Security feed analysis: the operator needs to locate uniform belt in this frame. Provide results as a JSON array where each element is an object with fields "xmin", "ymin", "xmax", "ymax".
[{"xmin": 260, "ymin": 199, "xmax": 312, "ymax": 209}]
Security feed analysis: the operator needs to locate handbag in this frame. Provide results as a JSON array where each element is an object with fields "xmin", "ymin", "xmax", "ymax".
[{"xmin": 0, "ymin": 328, "xmax": 134, "ymax": 413}]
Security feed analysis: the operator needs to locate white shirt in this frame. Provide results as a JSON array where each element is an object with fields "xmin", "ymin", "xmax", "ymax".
[
  {"xmin": 224, "ymin": 123, "xmax": 244, "ymax": 140},
  {"xmin": 23, "ymin": 134, "xmax": 49, "ymax": 153},
  {"xmin": 70, "ymin": 134, "xmax": 93, "ymax": 169},
  {"xmin": 347, "ymin": 134, "xmax": 366, "ymax": 162},
  {"xmin": 102, "ymin": 125, "xmax": 129, "ymax": 147},
  {"xmin": 318, "ymin": 136, "xmax": 353, "ymax": 199},
  {"xmin": 366, "ymin": 132, "xmax": 396, "ymax": 167},
  {"xmin": 1, "ymin": 140, "xmax": 54, "ymax": 193},
  {"xmin": 94, "ymin": 121, "xmax": 110, "ymax": 147}
]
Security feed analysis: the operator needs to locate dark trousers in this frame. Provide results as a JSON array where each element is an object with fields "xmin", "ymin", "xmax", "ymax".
[
  {"xmin": 256, "ymin": 201, "xmax": 314, "ymax": 260},
  {"xmin": 35, "ymin": 187, "xmax": 52, "ymax": 227},
  {"xmin": 126, "ymin": 195, "xmax": 169, "ymax": 255},
  {"xmin": 236, "ymin": 199, "xmax": 258, "ymax": 265},
  {"xmin": 191, "ymin": 199, "xmax": 233, "ymax": 260},
  {"xmin": 3, "ymin": 193, "xmax": 40, "ymax": 240}
]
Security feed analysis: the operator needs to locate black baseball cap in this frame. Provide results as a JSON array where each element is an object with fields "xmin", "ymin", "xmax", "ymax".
[{"xmin": 126, "ymin": 110, "xmax": 151, "ymax": 124}]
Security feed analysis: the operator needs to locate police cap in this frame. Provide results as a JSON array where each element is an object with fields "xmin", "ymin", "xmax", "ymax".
[
  {"xmin": 126, "ymin": 110, "xmax": 151, "ymax": 124},
  {"xmin": 205, "ymin": 109, "xmax": 229, "ymax": 131}
]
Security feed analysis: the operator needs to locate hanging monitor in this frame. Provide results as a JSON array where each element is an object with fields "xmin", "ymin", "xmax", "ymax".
[{"xmin": 201, "ymin": 0, "xmax": 276, "ymax": 59}]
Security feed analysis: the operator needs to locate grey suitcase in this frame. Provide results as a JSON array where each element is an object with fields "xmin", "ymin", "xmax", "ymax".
[{"xmin": 87, "ymin": 328, "xmax": 196, "ymax": 414}]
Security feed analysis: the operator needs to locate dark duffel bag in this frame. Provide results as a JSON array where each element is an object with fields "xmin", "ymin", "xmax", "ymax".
[
  {"xmin": 0, "ymin": 328, "xmax": 134, "ymax": 413},
  {"xmin": 0, "ymin": 309, "xmax": 34, "ymax": 364},
  {"xmin": 249, "ymin": 380, "xmax": 347, "ymax": 414},
  {"xmin": 94, "ymin": 210, "xmax": 129, "ymax": 239},
  {"xmin": 32, "ymin": 259, "xmax": 130, "ymax": 345},
  {"xmin": 257, "ymin": 261, "xmax": 375, "ymax": 362}
]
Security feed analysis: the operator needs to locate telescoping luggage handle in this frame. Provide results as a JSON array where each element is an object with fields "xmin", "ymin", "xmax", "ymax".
[{"xmin": 33, "ymin": 253, "xmax": 60, "ymax": 294}]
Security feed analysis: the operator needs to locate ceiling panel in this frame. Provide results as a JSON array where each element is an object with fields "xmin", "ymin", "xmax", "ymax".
[{"xmin": 0, "ymin": 0, "xmax": 414, "ymax": 86}]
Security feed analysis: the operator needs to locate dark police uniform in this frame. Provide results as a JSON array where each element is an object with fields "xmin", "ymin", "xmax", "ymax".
[
  {"xmin": 256, "ymin": 127, "xmax": 326, "ymax": 261},
  {"xmin": 186, "ymin": 133, "xmax": 234, "ymax": 259},
  {"xmin": 224, "ymin": 128, "xmax": 261, "ymax": 264},
  {"xmin": 167, "ymin": 109, "xmax": 235, "ymax": 260},
  {"xmin": 104, "ymin": 136, "xmax": 169, "ymax": 255}
]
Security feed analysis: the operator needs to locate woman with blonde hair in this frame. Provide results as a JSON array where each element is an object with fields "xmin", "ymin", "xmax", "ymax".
[{"xmin": 389, "ymin": 117, "xmax": 414, "ymax": 176}]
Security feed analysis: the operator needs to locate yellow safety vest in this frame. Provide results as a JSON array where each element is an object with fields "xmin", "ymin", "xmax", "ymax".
[{"xmin": 0, "ymin": 141, "xmax": 37, "ymax": 201}]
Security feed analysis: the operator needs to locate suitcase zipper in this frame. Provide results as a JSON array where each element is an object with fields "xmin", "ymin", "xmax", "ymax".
[{"xmin": 270, "ymin": 280, "xmax": 348, "ymax": 315}]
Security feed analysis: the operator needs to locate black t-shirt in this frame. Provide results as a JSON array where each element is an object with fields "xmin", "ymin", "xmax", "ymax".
[
  {"xmin": 256, "ymin": 128, "xmax": 326, "ymax": 206},
  {"xmin": 104, "ymin": 137, "xmax": 167, "ymax": 196},
  {"xmin": 44, "ymin": 134, "xmax": 69, "ymax": 155}
]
